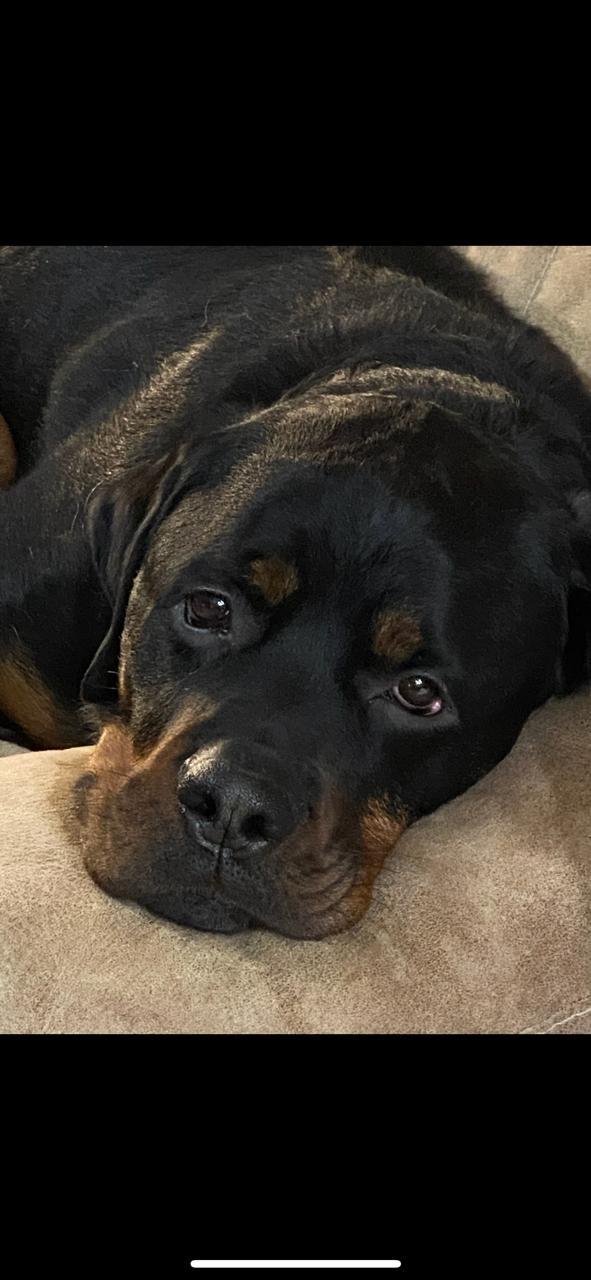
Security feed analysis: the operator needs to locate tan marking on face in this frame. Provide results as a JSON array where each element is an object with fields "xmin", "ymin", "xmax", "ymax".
[
  {"xmin": 0, "ymin": 645, "xmax": 78, "ymax": 748},
  {"xmin": 75, "ymin": 714, "xmax": 211, "ymax": 902},
  {"xmin": 0, "ymin": 413, "xmax": 17, "ymax": 488},
  {"xmin": 373, "ymin": 608, "xmax": 422, "ymax": 664},
  {"xmin": 359, "ymin": 795, "xmax": 408, "ymax": 860},
  {"xmin": 91, "ymin": 720, "xmax": 136, "ymax": 779},
  {"xmin": 249, "ymin": 556, "xmax": 299, "ymax": 605},
  {"xmin": 91, "ymin": 705, "xmax": 214, "ymax": 786},
  {"xmin": 75, "ymin": 724, "xmax": 411, "ymax": 939},
  {"xmin": 307, "ymin": 796, "xmax": 409, "ymax": 935}
]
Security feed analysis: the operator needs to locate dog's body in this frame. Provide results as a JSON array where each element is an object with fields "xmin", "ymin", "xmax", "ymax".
[{"xmin": 1, "ymin": 246, "xmax": 590, "ymax": 936}]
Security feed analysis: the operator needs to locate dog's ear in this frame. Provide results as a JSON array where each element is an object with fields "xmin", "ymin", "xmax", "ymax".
[
  {"xmin": 81, "ymin": 447, "xmax": 191, "ymax": 707},
  {"xmin": 560, "ymin": 489, "xmax": 591, "ymax": 692}
]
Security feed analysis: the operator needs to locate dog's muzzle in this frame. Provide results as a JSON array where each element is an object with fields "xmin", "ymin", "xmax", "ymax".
[{"xmin": 177, "ymin": 744, "xmax": 304, "ymax": 863}]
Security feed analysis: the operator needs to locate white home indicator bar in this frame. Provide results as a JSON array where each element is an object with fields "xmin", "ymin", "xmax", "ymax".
[{"xmin": 190, "ymin": 1264, "xmax": 402, "ymax": 1271}]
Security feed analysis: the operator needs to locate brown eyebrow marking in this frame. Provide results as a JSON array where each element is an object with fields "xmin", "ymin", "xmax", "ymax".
[
  {"xmin": 373, "ymin": 608, "xmax": 422, "ymax": 664},
  {"xmin": 249, "ymin": 556, "xmax": 299, "ymax": 605}
]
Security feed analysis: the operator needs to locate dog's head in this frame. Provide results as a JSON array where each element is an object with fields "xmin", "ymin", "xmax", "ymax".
[{"xmin": 77, "ymin": 386, "xmax": 591, "ymax": 937}]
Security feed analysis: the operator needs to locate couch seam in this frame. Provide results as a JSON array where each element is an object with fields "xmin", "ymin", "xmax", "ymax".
[
  {"xmin": 518, "ymin": 997, "xmax": 591, "ymax": 1035},
  {"xmin": 522, "ymin": 245, "xmax": 559, "ymax": 318}
]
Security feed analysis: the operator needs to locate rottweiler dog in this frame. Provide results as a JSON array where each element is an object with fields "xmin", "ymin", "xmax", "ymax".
[{"xmin": 0, "ymin": 246, "xmax": 590, "ymax": 937}]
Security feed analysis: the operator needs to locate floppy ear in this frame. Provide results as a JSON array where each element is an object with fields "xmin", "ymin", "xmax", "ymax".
[
  {"xmin": 81, "ymin": 447, "xmax": 191, "ymax": 707},
  {"xmin": 560, "ymin": 490, "xmax": 591, "ymax": 693}
]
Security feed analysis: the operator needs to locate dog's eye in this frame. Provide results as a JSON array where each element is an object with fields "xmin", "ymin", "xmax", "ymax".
[
  {"xmin": 184, "ymin": 590, "xmax": 232, "ymax": 633},
  {"xmin": 390, "ymin": 673, "xmax": 444, "ymax": 715}
]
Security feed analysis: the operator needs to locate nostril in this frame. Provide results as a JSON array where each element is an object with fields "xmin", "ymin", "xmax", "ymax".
[
  {"xmin": 180, "ymin": 781, "xmax": 218, "ymax": 823},
  {"xmin": 240, "ymin": 811, "xmax": 268, "ymax": 843},
  {"xmin": 193, "ymin": 787, "xmax": 218, "ymax": 822}
]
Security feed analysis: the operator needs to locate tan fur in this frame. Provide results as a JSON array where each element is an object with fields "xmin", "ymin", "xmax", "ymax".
[
  {"xmin": 325, "ymin": 797, "xmax": 409, "ymax": 931},
  {"xmin": 90, "ymin": 721, "xmax": 136, "ymax": 781},
  {"xmin": 359, "ymin": 796, "xmax": 408, "ymax": 860},
  {"xmin": 373, "ymin": 608, "xmax": 422, "ymax": 663},
  {"xmin": 249, "ymin": 556, "xmax": 299, "ymax": 605},
  {"xmin": 89, "ymin": 695, "xmax": 217, "ymax": 775},
  {"xmin": 0, "ymin": 646, "xmax": 77, "ymax": 748},
  {"xmin": 0, "ymin": 413, "xmax": 17, "ymax": 488}
]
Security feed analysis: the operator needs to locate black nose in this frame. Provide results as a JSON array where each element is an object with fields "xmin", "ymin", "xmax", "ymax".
[{"xmin": 178, "ymin": 750, "xmax": 296, "ymax": 857}]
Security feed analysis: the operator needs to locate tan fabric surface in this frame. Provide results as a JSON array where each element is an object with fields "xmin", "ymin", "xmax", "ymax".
[
  {"xmin": 1, "ymin": 246, "xmax": 590, "ymax": 1033},
  {"xmin": 463, "ymin": 245, "xmax": 591, "ymax": 377},
  {"xmin": 0, "ymin": 690, "xmax": 590, "ymax": 1034}
]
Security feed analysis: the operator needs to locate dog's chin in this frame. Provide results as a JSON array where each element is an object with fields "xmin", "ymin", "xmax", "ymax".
[
  {"xmin": 88, "ymin": 863, "xmax": 355, "ymax": 939},
  {"xmin": 85, "ymin": 863, "xmax": 253, "ymax": 934},
  {"xmin": 135, "ymin": 893, "xmax": 357, "ymax": 940},
  {"xmin": 121, "ymin": 887, "xmax": 254, "ymax": 935}
]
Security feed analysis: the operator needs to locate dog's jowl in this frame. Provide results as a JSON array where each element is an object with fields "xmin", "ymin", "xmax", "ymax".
[{"xmin": 1, "ymin": 245, "xmax": 590, "ymax": 936}]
